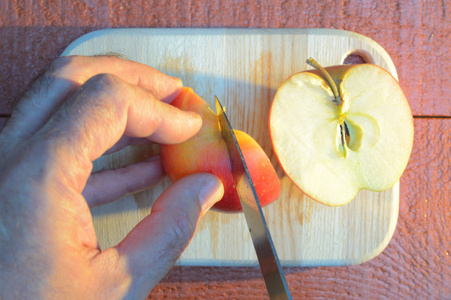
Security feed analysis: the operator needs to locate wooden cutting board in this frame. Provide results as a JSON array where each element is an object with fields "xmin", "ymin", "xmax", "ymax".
[{"xmin": 62, "ymin": 28, "xmax": 400, "ymax": 267}]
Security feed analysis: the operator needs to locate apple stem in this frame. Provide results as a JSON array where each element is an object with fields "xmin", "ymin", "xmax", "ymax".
[{"xmin": 306, "ymin": 58, "xmax": 343, "ymax": 106}]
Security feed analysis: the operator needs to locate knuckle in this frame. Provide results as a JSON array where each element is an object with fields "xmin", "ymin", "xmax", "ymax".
[
  {"xmin": 17, "ymin": 56, "xmax": 85, "ymax": 106},
  {"xmin": 50, "ymin": 55, "xmax": 76, "ymax": 69},
  {"xmin": 82, "ymin": 73, "xmax": 128, "ymax": 117},
  {"xmin": 84, "ymin": 73, "xmax": 126, "ymax": 102},
  {"xmin": 50, "ymin": 55, "xmax": 86, "ymax": 77},
  {"xmin": 86, "ymin": 73, "xmax": 120, "ymax": 89},
  {"xmin": 80, "ymin": 73, "xmax": 126, "ymax": 110},
  {"xmin": 52, "ymin": 56, "xmax": 122, "ymax": 85}
]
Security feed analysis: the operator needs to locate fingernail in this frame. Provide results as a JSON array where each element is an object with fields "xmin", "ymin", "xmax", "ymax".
[
  {"xmin": 188, "ymin": 111, "xmax": 202, "ymax": 123},
  {"xmin": 171, "ymin": 77, "xmax": 183, "ymax": 88},
  {"xmin": 199, "ymin": 175, "xmax": 224, "ymax": 213}
]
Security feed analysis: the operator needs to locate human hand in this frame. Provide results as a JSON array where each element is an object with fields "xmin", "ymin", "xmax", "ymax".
[{"xmin": 0, "ymin": 56, "xmax": 224, "ymax": 299}]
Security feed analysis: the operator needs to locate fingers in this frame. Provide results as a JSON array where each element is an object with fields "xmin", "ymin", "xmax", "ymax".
[
  {"xmin": 7, "ymin": 55, "xmax": 182, "ymax": 141},
  {"xmin": 37, "ymin": 74, "xmax": 201, "ymax": 192},
  {"xmin": 103, "ymin": 136, "xmax": 151, "ymax": 155},
  {"xmin": 58, "ymin": 74, "xmax": 199, "ymax": 155},
  {"xmin": 104, "ymin": 173, "xmax": 224, "ymax": 298},
  {"xmin": 82, "ymin": 156, "xmax": 165, "ymax": 208}
]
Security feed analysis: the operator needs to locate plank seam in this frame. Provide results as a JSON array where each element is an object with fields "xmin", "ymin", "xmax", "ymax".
[{"xmin": 413, "ymin": 116, "xmax": 451, "ymax": 119}]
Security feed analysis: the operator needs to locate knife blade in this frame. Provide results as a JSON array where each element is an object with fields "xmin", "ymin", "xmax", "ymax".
[{"xmin": 215, "ymin": 96, "xmax": 292, "ymax": 300}]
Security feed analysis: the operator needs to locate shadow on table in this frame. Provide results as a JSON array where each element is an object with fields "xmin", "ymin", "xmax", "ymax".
[{"xmin": 162, "ymin": 266, "xmax": 321, "ymax": 283}]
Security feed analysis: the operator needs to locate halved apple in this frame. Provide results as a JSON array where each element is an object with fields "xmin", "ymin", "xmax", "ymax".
[
  {"xmin": 269, "ymin": 59, "xmax": 414, "ymax": 206},
  {"xmin": 161, "ymin": 87, "xmax": 281, "ymax": 212}
]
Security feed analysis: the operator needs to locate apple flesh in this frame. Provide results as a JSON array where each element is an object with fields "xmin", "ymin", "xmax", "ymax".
[
  {"xmin": 161, "ymin": 87, "xmax": 281, "ymax": 212},
  {"xmin": 269, "ymin": 60, "xmax": 414, "ymax": 206}
]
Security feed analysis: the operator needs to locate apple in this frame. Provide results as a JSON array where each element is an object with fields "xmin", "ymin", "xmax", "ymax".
[
  {"xmin": 160, "ymin": 87, "xmax": 281, "ymax": 212},
  {"xmin": 268, "ymin": 58, "xmax": 414, "ymax": 206}
]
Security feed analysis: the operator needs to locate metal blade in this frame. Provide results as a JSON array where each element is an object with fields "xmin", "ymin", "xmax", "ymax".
[{"xmin": 215, "ymin": 96, "xmax": 292, "ymax": 300}]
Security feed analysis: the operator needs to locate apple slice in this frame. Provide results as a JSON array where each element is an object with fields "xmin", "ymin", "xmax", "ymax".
[
  {"xmin": 269, "ymin": 58, "xmax": 414, "ymax": 206},
  {"xmin": 161, "ymin": 87, "xmax": 281, "ymax": 212}
]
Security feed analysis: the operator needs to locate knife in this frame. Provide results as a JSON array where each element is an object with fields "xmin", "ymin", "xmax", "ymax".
[{"xmin": 215, "ymin": 97, "xmax": 292, "ymax": 300}]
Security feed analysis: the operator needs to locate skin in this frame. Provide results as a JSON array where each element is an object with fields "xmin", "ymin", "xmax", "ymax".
[{"xmin": 0, "ymin": 56, "xmax": 224, "ymax": 299}]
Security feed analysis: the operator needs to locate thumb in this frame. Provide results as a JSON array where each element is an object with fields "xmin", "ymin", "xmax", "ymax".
[{"xmin": 111, "ymin": 173, "xmax": 223, "ymax": 298}]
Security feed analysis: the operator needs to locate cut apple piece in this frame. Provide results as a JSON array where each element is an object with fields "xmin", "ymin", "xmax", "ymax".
[
  {"xmin": 161, "ymin": 87, "xmax": 281, "ymax": 212},
  {"xmin": 269, "ymin": 60, "xmax": 414, "ymax": 206}
]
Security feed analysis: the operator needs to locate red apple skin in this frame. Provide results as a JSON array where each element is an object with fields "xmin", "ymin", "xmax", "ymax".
[{"xmin": 160, "ymin": 87, "xmax": 281, "ymax": 212}]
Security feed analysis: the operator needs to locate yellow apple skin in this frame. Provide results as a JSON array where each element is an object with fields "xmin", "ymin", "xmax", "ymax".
[{"xmin": 161, "ymin": 87, "xmax": 281, "ymax": 212}]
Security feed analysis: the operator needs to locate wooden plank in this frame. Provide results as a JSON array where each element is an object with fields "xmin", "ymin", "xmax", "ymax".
[
  {"xmin": 0, "ymin": 1, "xmax": 449, "ymax": 298},
  {"xmin": 150, "ymin": 118, "xmax": 451, "ymax": 299},
  {"xmin": 0, "ymin": 1, "xmax": 449, "ymax": 116},
  {"xmin": 63, "ymin": 28, "xmax": 402, "ymax": 267},
  {"xmin": 0, "ymin": 25, "xmax": 99, "ymax": 115},
  {"xmin": 0, "ymin": 117, "xmax": 8, "ymax": 131}
]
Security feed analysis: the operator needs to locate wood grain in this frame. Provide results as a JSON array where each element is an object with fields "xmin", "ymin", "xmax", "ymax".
[
  {"xmin": 0, "ymin": 0, "xmax": 449, "ymax": 298},
  {"xmin": 0, "ymin": 0, "xmax": 449, "ymax": 116},
  {"xmin": 63, "ymin": 28, "xmax": 402, "ymax": 267},
  {"xmin": 149, "ymin": 118, "xmax": 450, "ymax": 299}
]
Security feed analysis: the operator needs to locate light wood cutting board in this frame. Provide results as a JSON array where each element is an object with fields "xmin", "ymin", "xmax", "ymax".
[{"xmin": 62, "ymin": 28, "xmax": 400, "ymax": 267}]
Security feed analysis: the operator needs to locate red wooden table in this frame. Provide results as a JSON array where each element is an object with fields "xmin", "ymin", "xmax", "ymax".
[{"xmin": 1, "ymin": 1, "xmax": 449, "ymax": 299}]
